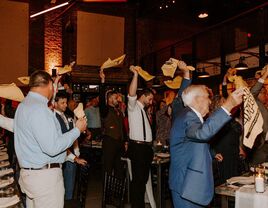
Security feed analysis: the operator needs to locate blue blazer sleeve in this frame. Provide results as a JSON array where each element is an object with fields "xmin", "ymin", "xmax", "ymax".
[
  {"xmin": 171, "ymin": 78, "xmax": 191, "ymax": 121},
  {"xmin": 185, "ymin": 108, "xmax": 231, "ymax": 142},
  {"xmin": 178, "ymin": 78, "xmax": 191, "ymax": 96}
]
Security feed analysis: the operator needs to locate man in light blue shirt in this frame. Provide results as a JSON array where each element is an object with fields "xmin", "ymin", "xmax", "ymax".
[
  {"xmin": 14, "ymin": 70, "xmax": 87, "ymax": 208},
  {"xmin": 84, "ymin": 96, "xmax": 101, "ymax": 140}
]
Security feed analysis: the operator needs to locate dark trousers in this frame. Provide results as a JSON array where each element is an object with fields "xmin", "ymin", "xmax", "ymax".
[
  {"xmin": 102, "ymin": 136, "xmax": 125, "ymax": 178},
  {"xmin": 128, "ymin": 142, "xmax": 154, "ymax": 208},
  {"xmin": 88, "ymin": 128, "xmax": 102, "ymax": 140}
]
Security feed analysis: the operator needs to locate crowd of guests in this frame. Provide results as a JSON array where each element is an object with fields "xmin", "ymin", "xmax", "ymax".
[{"xmin": 0, "ymin": 61, "xmax": 267, "ymax": 208}]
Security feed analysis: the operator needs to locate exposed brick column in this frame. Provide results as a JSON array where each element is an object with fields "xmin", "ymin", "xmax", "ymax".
[{"xmin": 44, "ymin": 10, "xmax": 63, "ymax": 74}]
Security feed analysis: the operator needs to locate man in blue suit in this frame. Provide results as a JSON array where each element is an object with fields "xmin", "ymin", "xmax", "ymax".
[{"xmin": 169, "ymin": 85, "xmax": 244, "ymax": 207}]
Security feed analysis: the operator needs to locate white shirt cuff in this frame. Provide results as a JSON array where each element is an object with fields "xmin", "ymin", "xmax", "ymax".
[
  {"xmin": 66, "ymin": 153, "xmax": 76, "ymax": 163},
  {"xmin": 74, "ymin": 148, "xmax": 80, "ymax": 157},
  {"xmin": 221, "ymin": 106, "xmax": 231, "ymax": 116},
  {"xmin": 127, "ymin": 94, "xmax": 137, "ymax": 100}
]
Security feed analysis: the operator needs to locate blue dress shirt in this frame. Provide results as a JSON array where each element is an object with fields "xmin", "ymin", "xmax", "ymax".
[
  {"xmin": 14, "ymin": 92, "xmax": 80, "ymax": 168},
  {"xmin": 84, "ymin": 106, "xmax": 101, "ymax": 128}
]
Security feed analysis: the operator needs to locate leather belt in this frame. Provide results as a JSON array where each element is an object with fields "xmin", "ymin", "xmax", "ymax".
[
  {"xmin": 22, "ymin": 163, "xmax": 62, "ymax": 170},
  {"xmin": 129, "ymin": 139, "xmax": 152, "ymax": 145}
]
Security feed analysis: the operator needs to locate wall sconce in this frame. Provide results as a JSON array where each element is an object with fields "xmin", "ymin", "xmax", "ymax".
[{"xmin": 235, "ymin": 56, "xmax": 248, "ymax": 70}]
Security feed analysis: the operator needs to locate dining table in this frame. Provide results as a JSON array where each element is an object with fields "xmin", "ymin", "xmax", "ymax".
[
  {"xmin": 152, "ymin": 154, "xmax": 170, "ymax": 208},
  {"xmin": 215, "ymin": 174, "xmax": 268, "ymax": 208},
  {"xmin": 0, "ymin": 141, "xmax": 22, "ymax": 208}
]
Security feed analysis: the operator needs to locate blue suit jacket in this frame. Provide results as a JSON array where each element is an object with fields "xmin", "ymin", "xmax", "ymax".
[
  {"xmin": 169, "ymin": 107, "xmax": 231, "ymax": 206},
  {"xmin": 172, "ymin": 78, "xmax": 191, "ymax": 121}
]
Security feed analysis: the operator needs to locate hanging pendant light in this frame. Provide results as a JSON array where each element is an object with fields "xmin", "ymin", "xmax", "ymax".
[
  {"xmin": 197, "ymin": 68, "xmax": 210, "ymax": 78},
  {"xmin": 235, "ymin": 56, "xmax": 248, "ymax": 70}
]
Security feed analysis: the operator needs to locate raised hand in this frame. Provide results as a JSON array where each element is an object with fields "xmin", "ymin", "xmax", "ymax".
[
  {"xmin": 177, "ymin": 60, "xmax": 187, "ymax": 71},
  {"xmin": 261, "ymin": 64, "xmax": 268, "ymax": 79},
  {"xmin": 222, "ymin": 87, "xmax": 244, "ymax": 113},
  {"xmin": 75, "ymin": 118, "xmax": 87, "ymax": 133},
  {"xmin": 99, "ymin": 69, "xmax": 105, "ymax": 83},
  {"xmin": 129, "ymin": 65, "xmax": 139, "ymax": 76}
]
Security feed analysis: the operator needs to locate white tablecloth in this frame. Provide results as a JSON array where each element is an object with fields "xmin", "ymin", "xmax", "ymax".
[
  {"xmin": 235, "ymin": 185, "xmax": 268, "ymax": 208},
  {"xmin": 124, "ymin": 158, "xmax": 156, "ymax": 208},
  {"xmin": 0, "ymin": 195, "xmax": 20, "ymax": 208}
]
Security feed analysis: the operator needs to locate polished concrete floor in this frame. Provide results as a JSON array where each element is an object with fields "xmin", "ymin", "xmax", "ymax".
[
  {"xmin": 85, "ymin": 165, "xmax": 102, "ymax": 208},
  {"xmin": 82, "ymin": 166, "xmax": 229, "ymax": 208}
]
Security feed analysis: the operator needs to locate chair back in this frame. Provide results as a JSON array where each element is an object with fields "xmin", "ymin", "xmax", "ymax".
[{"xmin": 102, "ymin": 172, "xmax": 127, "ymax": 208}]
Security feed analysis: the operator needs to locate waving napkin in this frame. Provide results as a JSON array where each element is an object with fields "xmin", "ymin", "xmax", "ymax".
[
  {"xmin": 161, "ymin": 58, "xmax": 178, "ymax": 78},
  {"xmin": 100, "ymin": 54, "xmax": 126, "ymax": 70},
  {"xmin": 74, "ymin": 103, "xmax": 85, "ymax": 119},
  {"xmin": 0, "ymin": 83, "xmax": 24, "ymax": 102},
  {"xmin": 164, "ymin": 75, "xmax": 183, "ymax": 89},
  {"xmin": 57, "ymin": 61, "xmax": 75, "ymax": 75},
  {"xmin": 228, "ymin": 75, "xmax": 248, "ymax": 89},
  {"xmin": 17, "ymin": 76, "xmax": 30, "ymax": 85},
  {"xmin": 132, "ymin": 66, "xmax": 155, "ymax": 81},
  {"xmin": 229, "ymin": 75, "xmax": 263, "ymax": 148},
  {"xmin": 177, "ymin": 59, "xmax": 195, "ymax": 71},
  {"xmin": 161, "ymin": 58, "xmax": 195, "ymax": 78},
  {"xmin": 243, "ymin": 87, "xmax": 264, "ymax": 148}
]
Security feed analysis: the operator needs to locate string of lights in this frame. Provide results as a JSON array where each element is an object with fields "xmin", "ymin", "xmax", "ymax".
[{"xmin": 159, "ymin": 0, "xmax": 176, "ymax": 10}]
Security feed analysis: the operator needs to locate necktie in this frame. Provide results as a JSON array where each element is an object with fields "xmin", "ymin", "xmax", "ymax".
[
  {"xmin": 141, "ymin": 109, "xmax": 146, "ymax": 141},
  {"xmin": 60, "ymin": 113, "xmax": 69, "ymax": 130}
]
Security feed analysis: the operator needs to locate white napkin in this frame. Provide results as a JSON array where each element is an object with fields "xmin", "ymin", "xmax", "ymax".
[
  {"xmin": 0, "ymin": 161, "xmax": 10, "ymax": 169},
  {"xmin": 123, "ymin": 157, "xmax": 156, "ymax": 208},
  {"xmin": 0, "ymin": 151, "xmax": 7, "ymax": 156},
  {"xmin": 74, "ymin": 103, "xmax": 85, "ymax": 119},
  {"xmin": 0, "ymin": 154, "xmax": 8, "ymax": 161},
  {"xmin": 227, "ymin": 176, "xmax": 254, "ymax": 185},
  {"xmin": 0, "ymin": 148, "xmax": 7, "ymax": 152},
  {"xmin": 0, "ymin": 168, "xmax": 13, "ymax": 177},
  {"xmin": 0, "ymin": 195, "xmax": 20, "ymax": 208},
  {"xmin": 235, "ymin": 185, "xmax": 268, "ymax": 208},
  {"xmin": 0, "ymin": 177, "xmax": 14, "ymax": 188}
]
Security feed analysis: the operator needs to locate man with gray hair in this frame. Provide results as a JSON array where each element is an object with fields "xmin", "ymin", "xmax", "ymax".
[{"xmin": 169, "ymin": 84, "xmax": 244, "ymax": 207}]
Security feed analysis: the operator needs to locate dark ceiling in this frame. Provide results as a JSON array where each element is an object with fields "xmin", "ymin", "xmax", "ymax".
[
  {"xmin": 25, "ymin": 0, "xmax": 268, "ymax": 26},
  {"xmin": 130, "ymin": 0, "xmax": 267, "ymax": 25}
]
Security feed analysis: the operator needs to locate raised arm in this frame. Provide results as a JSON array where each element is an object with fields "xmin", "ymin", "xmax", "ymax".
[
  {"xmin": 186, "ymin": 88, "xmax": 244, "ymax": 142},
  {"xmin": 99, "ymin": 70, "xmax": 109, "ymax": 118},
  {"xmin": 222, "ymin": 73, "xmax": 228, "ymax": 98},
  {"xmin": 128, "ymin": 65, "xmax": 139, "ymax": 97},
  {"xmin": 177, "ymin": 61, "xmax": 192, "ymax": 96},
  {"xmin": 251, "ymin": 66, "xmax": 268, "ymax": 98}
]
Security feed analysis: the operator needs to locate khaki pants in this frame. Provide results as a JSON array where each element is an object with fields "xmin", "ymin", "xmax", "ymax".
[{"xmin": 19, "ymin": 168, "xmax": 64, "ymax": 208}]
